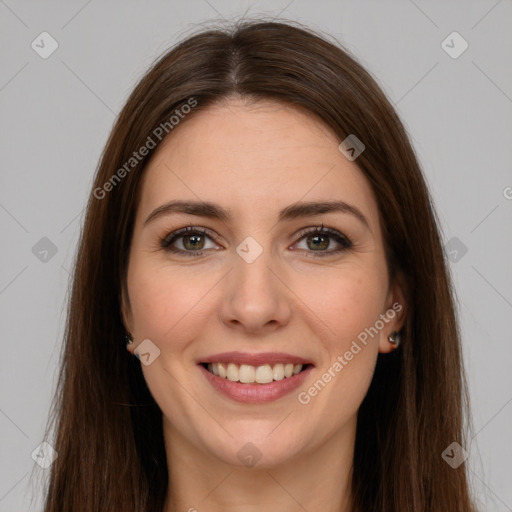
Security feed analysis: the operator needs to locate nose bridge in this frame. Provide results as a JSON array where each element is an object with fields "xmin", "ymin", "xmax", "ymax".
[
  {"xmin": 219, "ymin": 232, "xmax": 291, "ymax": 331},
  {"xmin": 234, "ymin": 234, "xmax": 276, "ymax": 290}
]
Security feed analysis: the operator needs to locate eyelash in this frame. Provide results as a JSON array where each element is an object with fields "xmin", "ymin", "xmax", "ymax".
[{"xmin": 160, "ymin": 224, "xmax": 353, "ymax": 258}]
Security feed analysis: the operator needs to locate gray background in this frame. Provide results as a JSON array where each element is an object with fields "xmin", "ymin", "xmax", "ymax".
[{"xmin": 1, "ymin": 0, "xmax": 511, "ymax": 510}]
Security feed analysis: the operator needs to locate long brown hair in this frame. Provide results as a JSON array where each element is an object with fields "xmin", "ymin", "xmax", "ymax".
[{"xmin": 37, "ymin": 19, "xmax": 478, "ymax": 511}]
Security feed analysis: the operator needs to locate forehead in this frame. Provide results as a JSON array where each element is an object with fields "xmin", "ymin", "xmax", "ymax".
[{"xmin": 137, "ymin": 98, "xmax": 380, "ymax": 228}]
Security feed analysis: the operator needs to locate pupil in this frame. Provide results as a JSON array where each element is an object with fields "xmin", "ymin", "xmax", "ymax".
[{"xmin": 185, "ymin": 234, "xmax": 204, "ymax": 250}]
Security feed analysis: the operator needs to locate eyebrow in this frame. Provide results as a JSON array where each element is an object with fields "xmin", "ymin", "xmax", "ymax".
[{"xmin": 144, "ymin": 199, "xmax": 370, "ymax": 230}]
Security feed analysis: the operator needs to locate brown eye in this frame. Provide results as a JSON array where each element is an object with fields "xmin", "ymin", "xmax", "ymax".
[
  {"xmin": 161, "ymin": 226, "xmax": 220, "ymax": 256},
  {"xmin": 306, "ymin": 233, "xmax": 330, "ymax": 251},
  {"xmin": 294, "ymin": 225, "xmax": 352, "ymax": 257},
  {"xmin": 181, "ymin": 233, "xmax": 205, "ymax": 250}
]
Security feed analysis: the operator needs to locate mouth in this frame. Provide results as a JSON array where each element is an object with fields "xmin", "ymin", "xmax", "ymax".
[
  {"xmin": 196, "ymin": 352, "xmax": 315, "ymax": 403},
  {"xmin": 199, "ymin": 361, "xmax": 313, "ymax": 384}
]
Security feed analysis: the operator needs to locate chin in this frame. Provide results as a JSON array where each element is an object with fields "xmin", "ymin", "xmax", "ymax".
[{"xmin": 201, "ymin": 428, "xmax": 308, "ymax": 469}]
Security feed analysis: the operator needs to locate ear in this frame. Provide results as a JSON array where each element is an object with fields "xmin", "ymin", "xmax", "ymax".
[
  {"xmin": 120, "ymin": 282, "xmax": 134, "ymax": 353},
  {"xmin": 378, "ymin": 272, "xmax": 407, "ymax": 354}
]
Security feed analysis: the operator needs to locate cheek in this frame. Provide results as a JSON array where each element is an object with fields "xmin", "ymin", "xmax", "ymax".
[
  {"xmin": 292, "ymin": 271, "xmax": 385, "ymax": 428},
  {"xmin": 304, "ymin": 264, "xmax": 388, "ymax": 343},
  {"xmin": 126, "ymin": 260, "xmax": 214, "ymax": 348}
]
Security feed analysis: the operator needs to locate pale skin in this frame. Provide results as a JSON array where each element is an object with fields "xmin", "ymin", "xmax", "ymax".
[{"xmin": 122, "ymin": 97, "xmax": 407, "ymax": 512}]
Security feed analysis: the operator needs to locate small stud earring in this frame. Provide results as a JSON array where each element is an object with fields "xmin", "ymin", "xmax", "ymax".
[
  {"xmin": 388, "ymin": 331, "xmax": 401, "ymax": 348},
  {"xmin": 125, "ymin": 333, "xmax": 134, "ymax": 345}
]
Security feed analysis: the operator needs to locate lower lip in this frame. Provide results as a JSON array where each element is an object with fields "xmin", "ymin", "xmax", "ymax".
[{"xmin": 198, "ymin": 364, "xmax": 314, "ymax": 403}]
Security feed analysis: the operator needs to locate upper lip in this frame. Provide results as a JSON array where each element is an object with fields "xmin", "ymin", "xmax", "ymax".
[{"xmin": 198, "ymin": 351, "xmax": 314, "ymax": 367}]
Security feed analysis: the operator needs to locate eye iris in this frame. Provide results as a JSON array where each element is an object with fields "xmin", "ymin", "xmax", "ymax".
[
  {"xmin": 184, "ymin": 233, "xmax": 204, "ymax": 250},
  {"xmin": 308, "ymin": 234, "xmax": 329, "ymax": 250}
]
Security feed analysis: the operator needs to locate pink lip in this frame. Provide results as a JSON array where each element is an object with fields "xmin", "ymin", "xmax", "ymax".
[
  {"xmin": 198, "ymin": 351, "xmax": 313, "ymax": 366},
  {"xmin": 198, "ymin": 363, "xmax": 314, "ymax": 403}
]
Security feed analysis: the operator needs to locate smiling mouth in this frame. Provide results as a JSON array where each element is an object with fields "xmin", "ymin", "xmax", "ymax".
[{"xmin": 200, "ymin": 362, "xmax": 313, "ymax": 384}]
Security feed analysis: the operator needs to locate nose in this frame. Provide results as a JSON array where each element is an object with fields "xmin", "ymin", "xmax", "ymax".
[{"xmin": 218, "ymin": 243, "xmax": 292, "ymax": 334}]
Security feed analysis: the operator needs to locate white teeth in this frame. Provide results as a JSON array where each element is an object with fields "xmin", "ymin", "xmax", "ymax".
[
  {"xmin": 218, "ymin": 362, "xmax": 227, "ymax": 379},
  {"xmin": 207, "ymin": 362, "xmax": 304, "ymax": 383},
  {"xmin": 255, "ymin": 364, "xmax": 273, "ymax": 384},
  {"xmin": 226, "ymin": 363, "xmax": 239, "ymax": 382},
  {"xmin": 239, "ymin": 364, "xmax": 255, "ymax": 383},
  {"xmin": 273, "ymin": 363, "xmax": 285, "ymax": 381},
  {"xmin": 284, "ymin": 363, "xmax": 294, "ymax": 378}
]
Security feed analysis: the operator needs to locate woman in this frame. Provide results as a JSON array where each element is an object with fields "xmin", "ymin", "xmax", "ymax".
[{"xmin": 40, "ymin": 20, "xmax": 478, "ymax": 511}]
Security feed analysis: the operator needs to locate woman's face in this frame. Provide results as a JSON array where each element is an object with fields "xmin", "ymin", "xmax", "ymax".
[{"xmin": 123, "ymin": 97, "xmax": 405, "ymax": 469}]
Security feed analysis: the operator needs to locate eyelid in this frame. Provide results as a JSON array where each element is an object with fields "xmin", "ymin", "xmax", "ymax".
[
  {"xmin": 291, "ymin": 224, "xmax": 353, "ymax": 253},
  {"xmin": 293, "ymin": 224, "xmax": 349, "ymax": 243},
  {"xmin": 160, "ymin": 224, "xmax": 353, "ymax": 256},
  {"xmin": 161, "ymin": 225, "xmax": 222, "ymax": 247}
]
